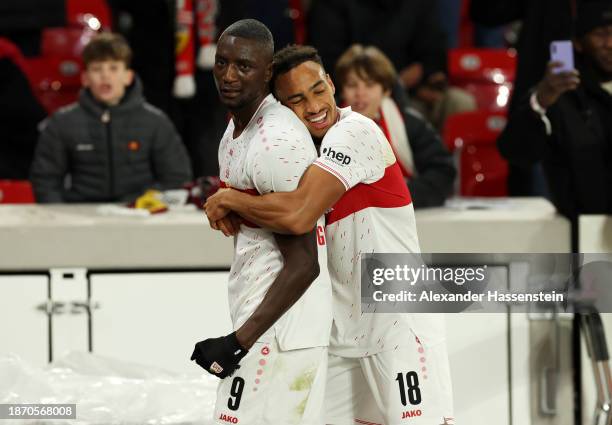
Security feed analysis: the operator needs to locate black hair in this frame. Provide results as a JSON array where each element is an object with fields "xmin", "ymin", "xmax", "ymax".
[
  {"xmin": 220, "ymin": 19, "xmax": 274, "ymax": 58},
  {"xmin": 272, "ymin": 44, "xmax": 325, "ymax": 89}
]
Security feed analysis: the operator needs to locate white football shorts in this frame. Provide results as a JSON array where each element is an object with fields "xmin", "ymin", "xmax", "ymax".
[
  {"xmin": 214, "ymin": 338, "xmax": 328, "ymax": 425},
  {"xmin": 325, "ymin": 336, "xmax": 454, "ymax": 425}
]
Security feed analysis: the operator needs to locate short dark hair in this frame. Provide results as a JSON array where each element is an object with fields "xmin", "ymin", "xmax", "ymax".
[
  {"xmin": 272, "ymin": 44, "xmax": 324, "ymax": 89},
  {"xmin": 82, "ymin": 32, "xmax": 132, "ymax": 67},
  {"xmin": 575, "ymin": 1, "xmax": 612, "ymax": 37},
  {"xmin": 335, "ymin": 44, "xmax": 397, "ymax": 93},
  {"xmin": 220, "ymin": 19, "xmax": 274, "ymax": 57}
]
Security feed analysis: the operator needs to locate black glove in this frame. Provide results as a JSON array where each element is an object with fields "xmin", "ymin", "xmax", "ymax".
[{"xmin": 190, "ymin": 332, "xmax": 248, "ymax": 378}]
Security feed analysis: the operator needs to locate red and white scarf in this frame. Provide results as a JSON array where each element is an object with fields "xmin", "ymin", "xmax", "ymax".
[
  {"xmin": 377, "ymin": 97, "xmax": 416, "ymax": 179},
  {"xmin": 173, "ymin": 0, "xmax": 218, "ymax": 98}
]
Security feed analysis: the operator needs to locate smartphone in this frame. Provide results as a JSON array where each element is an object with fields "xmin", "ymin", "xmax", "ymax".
[{"xmin": 550, "ymin": 40, "xmax": 575, "ymax": 74}]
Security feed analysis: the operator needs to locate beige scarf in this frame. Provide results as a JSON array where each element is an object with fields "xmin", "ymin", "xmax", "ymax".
[{"xmin": 379, "ymin": 97, "xmax": 416, "ymax": 177}]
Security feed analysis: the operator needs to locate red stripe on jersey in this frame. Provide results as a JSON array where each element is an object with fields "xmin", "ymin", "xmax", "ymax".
[
  {"xmin": 219, "ymin": 180, "xmax": 260, "ymax": 228},
  {"xmin": 219, "ymin": 181, "xmax": 259, "ymax": 196},
  {"xmin": 314, "ymin": 160, "xmax": 350, "ymax": 189},
  {"xmin": 325, "ymin": 162, "xmax": 412, "ymax": 226}
]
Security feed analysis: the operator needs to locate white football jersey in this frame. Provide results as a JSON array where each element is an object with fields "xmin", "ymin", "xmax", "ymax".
[
  {"xmin": 218, "ymin": 94, "xmax": 332, "ymax": 351},
  {"xmin": 314, "ymin": 107, "xmax": 446, "ymax": 357}
]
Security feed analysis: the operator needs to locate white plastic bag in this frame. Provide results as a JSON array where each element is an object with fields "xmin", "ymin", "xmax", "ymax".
[{"xmin": 0, "ymin": 352, "xmax": 218, "ymax": 425}]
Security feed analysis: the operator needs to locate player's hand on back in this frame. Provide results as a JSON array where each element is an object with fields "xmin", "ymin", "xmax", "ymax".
[{"xmin": 190, "ymin": 332, "xmax": 248, "ymax": 379}]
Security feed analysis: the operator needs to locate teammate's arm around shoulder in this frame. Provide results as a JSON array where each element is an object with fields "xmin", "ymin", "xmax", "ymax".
[
  {"xmin": 209, "ymin": 166, "xmax": 345, "ymax": 234},
  {"xmin": 236, "ymin": 230, "xmax": 320, "ymax": 348},
  {"xmin": 205, "ymin": 126, "xmax": 347, "ymax": 234}
]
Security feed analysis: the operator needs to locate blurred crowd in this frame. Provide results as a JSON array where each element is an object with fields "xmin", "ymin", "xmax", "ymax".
[{"xmin": 1, "ymin": 0, "xmax": 612, "ymax": 247}]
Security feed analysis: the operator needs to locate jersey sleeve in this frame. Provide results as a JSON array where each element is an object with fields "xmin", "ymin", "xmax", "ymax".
[
  {"xmin": 313, "ymin": 117, "xmax": 386, "ymax": 190},
  {"xmin": 248, "ymin": 131, "xmax": 317, "ymax": 194}
]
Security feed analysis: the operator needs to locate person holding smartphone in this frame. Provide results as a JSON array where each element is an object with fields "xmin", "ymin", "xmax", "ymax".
[{"xmin": 497, "ymin": 0, "xmax": 612, "ymax": 249}]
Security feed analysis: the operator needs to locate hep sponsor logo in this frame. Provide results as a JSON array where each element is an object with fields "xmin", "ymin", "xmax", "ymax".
[
  {"xmin": 218, "ymin": 413, "xmax": 239, "ymax": 423},
  {"xmin": 401, "ymin": 409, "xmax": 422, "ymax": 419},
  {"xmin": 322, "ymin": 147, "xmax": 351, "ymax": 165}
]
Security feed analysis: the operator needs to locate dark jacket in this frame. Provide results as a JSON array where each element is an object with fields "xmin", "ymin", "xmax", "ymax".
[
  {"xmin": 497, "ymin": 63, "xmax": 612, "ymax": 224},
  {"xmin": 308, "ymin": 0, "xmax": 447, "ymax": 80},
  {"xmin": 388, "ymin": 83, "xmax": 455, "ymax": 208},
  {"xmin": 400, "ymin": 106, "xmax": 457, "ymax": 208},
  {"xmin": 31, "ymin": 78, "xmax": 192, "ymax": 203},
  {"xmin": 402, "ymin": 107, "xmax": 456, "ymax": 209}
]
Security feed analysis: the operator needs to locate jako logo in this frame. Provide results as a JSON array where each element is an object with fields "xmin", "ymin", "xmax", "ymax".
[
  {"xmin": 401, "ymin": 409, "xmax": 422, "ymax": 419},
  {"xmin": 322, "ymin": 147, "xmax": 351, "ymax": 165},
  {"xmin": 218, "ymin": 413, "xmax": 239, "ymax": 423}
]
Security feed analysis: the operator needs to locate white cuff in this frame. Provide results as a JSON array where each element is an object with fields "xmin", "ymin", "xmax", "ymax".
[{"xmin": 529, "ymin": 92, "xmax": 552, "ymax": 136}]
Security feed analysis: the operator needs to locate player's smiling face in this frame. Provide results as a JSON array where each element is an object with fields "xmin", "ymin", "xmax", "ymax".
[
  {"xmin": 274, "ymin": 61, "xmax": 339, "ymax": 140},
  {"xmin": 213, "ymin": 35, "xmax": 272, "ymax": 111}
]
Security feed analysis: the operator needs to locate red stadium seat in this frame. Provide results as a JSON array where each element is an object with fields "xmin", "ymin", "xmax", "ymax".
[
  {"xmin": 449, "ymin": 48, "xmax": 517, "ymax": 84},
  {"xmin": 41, "ymin": 27, "xmax": 96, "ymax": 58},
  {"xmin": 443, "ymin": 111, "xmax": 509, "ymax": 197},
  {"xmin": 24, "ymin": 57, "xmax": 82, "ymax": 113},
  {"xmin": 0, "ymin": 181, "xmax": 36, "ymax": 204},
  {"xmin": 0, "ymin": 38, "xmax": 29, "ymax": 76},
  {"xmin": 65, "ymin": 0, "xmax": 112, "ymax": 29},
  {"xmin": 460, "ymin": 82, "xmax": 513, "ymax": 111},
  {"xmin": 449, "ymin": 48, "xmax": 517, "ymax": 111},
  {"xmin": 19, "ymin": 0, "xmax": 110, "ymax": 114}
]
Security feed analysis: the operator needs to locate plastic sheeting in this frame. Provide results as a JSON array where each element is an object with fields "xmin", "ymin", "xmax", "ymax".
[{"xmin": 0, "ymin": 351, "xmax": 218, "ymax": 424}]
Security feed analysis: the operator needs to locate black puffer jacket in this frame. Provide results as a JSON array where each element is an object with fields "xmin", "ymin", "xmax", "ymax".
[
  {"xmin": 31, "ymin": 78, "xmax": 192, "ymax": 203},
  {"xmin": 402, "ymin": 106, "xmax": 456, "ymax": 208}
]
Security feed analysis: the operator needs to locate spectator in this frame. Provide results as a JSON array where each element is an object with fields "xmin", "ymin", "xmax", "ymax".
[
  {"xmin": 335, "ymin": 44, "xmax": 456, "ymax": 208},
  {"xmin": 30, "ymin": 32, "xmax": 192, "ymax": 203},
  {"xmin": 470, "ymin": 0, "xmax": 578, "ymax": 196},
  {"xmin": 0, "ymin": 37, "xmax": 46, "ymax": 179},
  {"xmin": 497, "ymin": 0, "xmax": 612, "ymax": 247},
  {"xmin": 308, "ymin": 0, "xmax": 476, "ymax": 131}
]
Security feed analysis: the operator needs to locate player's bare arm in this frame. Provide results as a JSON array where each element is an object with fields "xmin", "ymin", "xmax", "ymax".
[
  {"xmin": 205, "ymin": 164, "xmax": 345, "ymax": 235},
  {"xmin": 235, "ymin": 230, "xmax": 320, "ymax": 348}
]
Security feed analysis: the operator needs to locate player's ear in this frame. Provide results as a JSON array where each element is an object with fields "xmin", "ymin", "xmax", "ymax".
[
  {"xmin": 124, "ymin": 69, "xmax": 135, "ymax": 86},
  {"xmin": 326, "ymin": 74, "xmax": 335, "ymax": 95},
  {"xmin": 265, "ymin": 61, "xmax": 273, "ymax": 84},
  {"xmin": 81, "ymin": 71, "xmax": 90, "ymax": 87}
]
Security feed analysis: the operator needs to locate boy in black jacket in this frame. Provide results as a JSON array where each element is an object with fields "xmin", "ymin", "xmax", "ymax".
[{"xmin": 31, "ymin": 32, "xmax": 192, "ymax": 203}]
